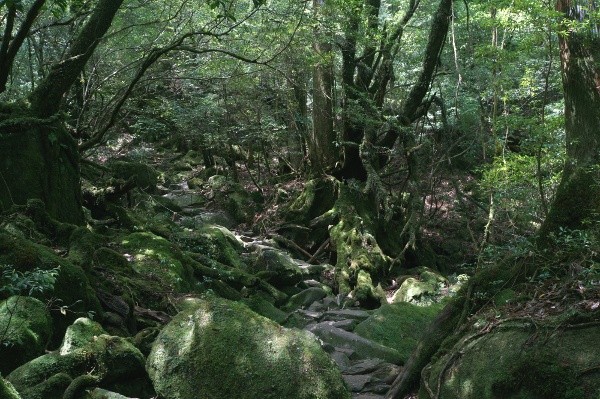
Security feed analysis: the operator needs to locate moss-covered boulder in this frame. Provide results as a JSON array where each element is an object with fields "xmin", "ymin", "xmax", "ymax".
[
  {"xmin": 354, "ymin": 302, "xmax": 443, "ymax": 364},
  {"xmin": 147, "ymin": 296, "xmax": 351, "ymax": 399},
  {"xmin": 422, "ymin": 320, "xmax": 600, "ymax": 399},
  {"xmin": 67, "ymin": 227, "xmax": 107, "ymax": 270},
  {"xmin": 241, "ymin": 295, "xmax": 288, "ymax": 324},
  {"xmin": 0, "ymin": 232, "xmax": 102, "ymax": 344},
  {"xmin": 109, "ymin": 160, "xmax": 158, "ymax": 191},
  {"xmin": 283, "ymin": 287, "xmax": 328, "ymax": 311},
  {"xmin": 206, "ymin": 175, "xmax": 258, "ymax": 224},
  {"xmin": 7, "ymin": 318, "xmax": 150, "ymax": 399},
  {"xmin": 248, "ymin": 247, "xmax": 304, "ymax": 288},
  {"xmin": 0, "ymin": 296, "xmax": 52, "ymax": 375},
  {"xmin": 174, "ymin": 224, "xmax": 244, "ymax": 269},
  {"xmin": 285, "ymin": 177, "xmax": 338, "ymax": 224},
  {"xmin": 120, "ymin": 232, "xmax": 198, "ymax": 293}
]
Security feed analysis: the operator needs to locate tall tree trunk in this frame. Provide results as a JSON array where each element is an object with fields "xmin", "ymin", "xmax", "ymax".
[
  {"xmin": 538, "ymin": 0, "xmax": 600, "ymax": 240},
  {"xmin": 310, "ymin": 0, "xmax": 338, "ymax": 173},
  {"xmin": 30, "ymin": 0, "xmax": 125, "ymax": 117},
  {"xmin": 0, "ymin": 0, "xmax": 124, "ymax": 224}
]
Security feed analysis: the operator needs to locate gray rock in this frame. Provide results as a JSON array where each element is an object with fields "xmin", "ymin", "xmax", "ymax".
[
  {"xmin": 331, "ymin": 350, "xmax": 351, "ymax": 371},
  {"xmin": 307, "ymin": 300, "xmax": 328, "ymax": 312},
  {"xmin": 344, "ymin": 359, "xmax": 385, "ymax": 375},
  {"xmin": 332, "ymin": 319, "xmax": 359, "ymax": 331},
  {"xmin": 322, "ymin": 309, "xmax": 371, "ymax": 322},
  {"xmin": 343, "ymin": 375, "xmax": 371, "ymax": 392},
  {"xmin": 284, "ymin": 287, "xmax": 328, "ymax": 311}
]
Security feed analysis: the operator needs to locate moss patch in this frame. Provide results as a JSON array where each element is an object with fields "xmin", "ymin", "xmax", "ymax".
[
  {"xmin": 423, "ymin": 322, "xmax": 600, "ymax": 399},
  {"xmin": 0, "ymin": 376, "xmax": 21, "ymax": 399},
  {"xmin": 0, "ymin": 296, "xmax": 53, "ymax": 375},
  {"xmin": 174, "ymin": 224, "xmax": 244, "ymax": 269},
  {"xmin": 120, "ymin": 232, "xmax": 198, "ymax": 293},
  {"xmin": 7, "ymin": 318, "xmax": 148, "ymax": 399},
  {"xmin": 329, "ymin": 185, "xmax": 390, "ymax": 305},
  {"xmin": 0, "ymin": 232, "xmax": 102, "ymax": 344},
  {"xmin": 354, "ymin": 302, "xmax": 444, "ymax": 363}
]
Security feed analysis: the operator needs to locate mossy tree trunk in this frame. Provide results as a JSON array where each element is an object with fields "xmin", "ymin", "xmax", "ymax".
[
  {"xmin": 538, "ymin": 0, "xmax": 600, "ymax": 240},
  {"xmin": 330, "ymin": 184, "xmax": 390, "ymax": 307},
  {"xmin": 0, "ymin": 0, "xmax": 124, "ymax": 224}
]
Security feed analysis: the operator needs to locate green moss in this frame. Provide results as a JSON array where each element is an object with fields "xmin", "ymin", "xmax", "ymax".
[
  {"xmin": 0, "ymin": 121, "xmax": 84, "ymax": 225},
  {"xmin": 68, "ymin": 227, "xmax": 107, "ymax": 270},
  {"xmin": 248, "ymin": 248, "xmax": 303, "ymax": 288},
  {"xmin": 424, "ymin": 322, "xmax": 600, "ymax": 399},
  {"xmin": 0, "ymin": 232, "xmax": 102, "ymax": 344},
  {"xmin": 175, "ymin": 224, "xmax": 244, "ymax": 269},
  {"xmin": 147, "ymin": 296, "xmax": 350, "ymax": 399},
  {"xmin": 8, "ymin": 320, "xmax": 146, "ymax": 399},
  {"xmin": 59, "ymin": 318, "xmax": 106, "ymax": 354},
  {"xmin": 329, "ymin": 185, "xmax": 389, "ymax": 305},
  {"xmin": 0, "ymin": 376, "xmax": 21, "ymax": 399},
  {"xmin": 242, "ymin": 295, "xmax": 288, "ymax": 324},
  {"xmin": 354, "ymin": 302, "xmax": 443, "ymax": 363},
  {"xmin": 0, "ymin": 296, "xmax": 53, "ymax": 375},
  {"xmin": 121, "ymin": 232, "xmax": 198, "ymax": 293},
  {"xmin": 93, "ymin": 248, "xmax": 132, "ymax": 273},
  {"xmin": 16, "ymin": 372, "xmax": 73, "ymax": 399},
  {"xmin": 285, "ymin": 177, "xmax": 338, "ymax": 224}
]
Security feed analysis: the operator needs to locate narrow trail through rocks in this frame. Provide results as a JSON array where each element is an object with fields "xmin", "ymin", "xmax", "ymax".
[{"xmin": 165, "ymin": 186, "xmax": 403, "ymax": 398}]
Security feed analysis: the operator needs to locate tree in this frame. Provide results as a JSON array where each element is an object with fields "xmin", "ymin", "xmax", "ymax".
[
  {"xmin": 538, "ymin": 0, "xmax": 600, "ymax": 239},
  {"xmin": 0, "ymin": 0, "xmax": 124, "ymax": 224},
  {"xmin": 310, "ymin": 0, "xmax": 337, "ymax": 174}
]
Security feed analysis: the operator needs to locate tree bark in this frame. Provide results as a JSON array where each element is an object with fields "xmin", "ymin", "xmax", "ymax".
[
  {"xmin": 310, "ymin": 0, "xmax": 338, "ymax": 173},
  {"xmin": 538, "ymin": 0, "xmax": 600, "ymax": 240},
  {"xmin": 29, "ymin": 0, "xmax": 125, "ymax": 117}
]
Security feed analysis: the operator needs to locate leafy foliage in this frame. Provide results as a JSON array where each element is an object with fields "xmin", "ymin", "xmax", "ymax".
[{"xmin": 0, "ymin": 265, "xmax": 59, "ymax": 297}]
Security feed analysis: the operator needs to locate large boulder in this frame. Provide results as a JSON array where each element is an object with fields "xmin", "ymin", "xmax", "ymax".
[
  {"xmin": 7, "ymin": 318, "xmax": 151, "ymax": 399},
  {"xmin": 0, "ymin": 296, "xmax": 53, "ymax": 375},
  {"xmin": 147, "ymin": 296, "xmax": 350, "ymax": 399},
  {"xmin": 389, "ymin": 267, "xmax": 450, "ymax": 306},
  {"xmin": 422, "ymin": 320, "xmax": 600, "ymax": 399}
]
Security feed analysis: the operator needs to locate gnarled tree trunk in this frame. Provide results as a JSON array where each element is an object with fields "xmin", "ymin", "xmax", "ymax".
[{"xmin": 0, "ymin": 0, "xmax": 124, "ymax": 224}]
